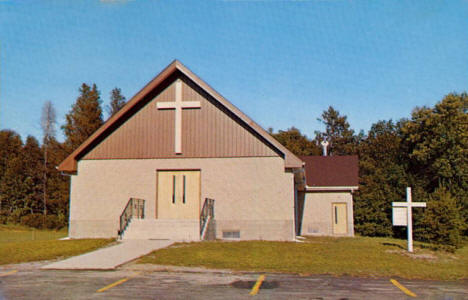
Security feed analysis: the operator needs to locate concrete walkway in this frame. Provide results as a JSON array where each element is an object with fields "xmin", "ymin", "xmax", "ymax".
[{"xmin": 41, "ymin": 239, "xmax": 173, "ymax": 270}]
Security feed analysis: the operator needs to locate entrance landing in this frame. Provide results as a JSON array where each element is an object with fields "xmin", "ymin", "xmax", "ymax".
[{"xmin": 41, "ymin": 239, "xmax": 173, "ymax": 270}]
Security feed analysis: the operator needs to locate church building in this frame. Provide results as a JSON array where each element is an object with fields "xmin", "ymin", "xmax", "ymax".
[{"xmin": 58, "ymin": 60, "xmax": 358, "ymax": 241}]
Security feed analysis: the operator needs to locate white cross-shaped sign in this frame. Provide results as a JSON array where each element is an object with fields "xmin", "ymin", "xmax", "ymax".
[
  {"xmin": 392, "ymin": 187, "xmax": 426, "ymax": 252},
  {"xmin": 157, "ymin": 79, "xmax": 201, "ymax": 154}
]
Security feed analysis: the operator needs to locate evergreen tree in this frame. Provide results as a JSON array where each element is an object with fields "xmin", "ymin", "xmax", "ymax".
[
  {"xmin": 0, "ymin": 130, "xmax": 23, "ymax": 179},
  {"xmin": 269, "ymin": 127, "xmax": 321, "ymax": 156},
  {"xmin": 0, "ymin": 130, "xmax": 23, "ymax": 212},
  {"xmin": 417, "ymin": 187, "xmax": 465, "ymax": 248},
  {"xmin": 107, "ymin": 87, "xmax": 126, "ymax": 118},
  {"xmin": 45, "ymin": 138, "xmax": 70, "ymax": 218},
  {"xmin": 62, "ymin": 83, "xmax": 103, "ymax": 152},
  {"xmin": 0, "ymin": 136, "xmax": 43, "ymax": 220},
  {"xmin": 21, "ymin": 136, "xmax": 44, "ymax": 214},
  {"xmin": 0, "ymin": 155, "xmax": 26, "ymax": 216},
  {"xmin": 315, "ymin": 106, "xmax": 359, "ymax": 155}
]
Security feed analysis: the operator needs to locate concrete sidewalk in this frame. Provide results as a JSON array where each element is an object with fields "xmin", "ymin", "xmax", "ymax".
[{"xmin": 41, "ymin": 239, "xmax": 173, "ymax": 270}]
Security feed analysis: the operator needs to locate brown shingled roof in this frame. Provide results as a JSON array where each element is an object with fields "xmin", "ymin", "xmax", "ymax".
[{"xmin": 300, "ymin": 155, "xmax": 359, "ymax": 187}]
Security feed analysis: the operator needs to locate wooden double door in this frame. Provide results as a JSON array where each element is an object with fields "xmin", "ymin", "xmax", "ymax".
[{"xmin": 156, "ymin": 170, "xmax": 200, "ymax": 219}]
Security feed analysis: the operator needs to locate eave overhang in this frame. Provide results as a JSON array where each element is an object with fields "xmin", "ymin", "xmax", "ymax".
[{"xmin": 304, "ymin": 185, "xmax": 359, "ymax": 192}]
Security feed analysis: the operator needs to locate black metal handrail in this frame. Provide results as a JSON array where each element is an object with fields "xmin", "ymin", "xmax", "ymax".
[
  {"xmin": 118, "ymin": 198, "xmax": 145, "ymax": 238},
  {"xmin": 200, "ymin": 198, "xmax": 215, "ymax": 237}
]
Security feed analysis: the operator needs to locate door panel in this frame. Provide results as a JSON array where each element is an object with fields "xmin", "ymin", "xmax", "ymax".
[
  {"xmin": 332, "ymin": 203, "xmax": 347, "ymax": 234},
  {"xmin": 157, "ymin": 170, "xmax": 200, "ymax": 219}
]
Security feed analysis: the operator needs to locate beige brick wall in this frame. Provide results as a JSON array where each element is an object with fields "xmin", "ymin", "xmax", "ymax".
[
  {"xmin": 69, "ymin": 157, "xmax": 295, "ymax": 241},
  {"xmin": 301, "ymin": 192, "xmax": 354, "ymax": 237}
]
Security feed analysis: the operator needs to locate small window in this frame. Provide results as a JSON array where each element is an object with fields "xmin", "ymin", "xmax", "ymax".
[
  {"xmin": 334, "ymin": 206, "xmax": 338, "ymax": 224},
  {"xmin": 172, "ymin": 175, "xmax": 176, "ymax": 204},
  {"xmin": 222, "ymin": 231, "xmax": 240, "ymax": 239},
  {"xmin": 182, "ymin": 175, "xmax": 186, "ymax": 204}
]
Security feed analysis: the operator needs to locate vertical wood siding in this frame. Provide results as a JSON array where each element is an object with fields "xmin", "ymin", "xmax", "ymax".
[{"xmin": 83, "ymin": 76, "xmax": 278, "ymax": 160}]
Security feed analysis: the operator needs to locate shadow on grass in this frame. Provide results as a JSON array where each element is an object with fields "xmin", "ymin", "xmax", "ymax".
[
  {"xmin": 417, "ymin": 243, "xmax": 456, "ymax": 253},
  {"xmin": 382, "ymin": 240, "xmax": 456, "ymax": 253},
  {"xmin": 382, "ymin": 242, "xmax": 405, "ymax": 250}
]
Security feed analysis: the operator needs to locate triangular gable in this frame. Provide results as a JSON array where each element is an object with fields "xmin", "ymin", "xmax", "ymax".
[{"xmin": 58, "ymin": 60, "xmax": 303, "ymax": 173}]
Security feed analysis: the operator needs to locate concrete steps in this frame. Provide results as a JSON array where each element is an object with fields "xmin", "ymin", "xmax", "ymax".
[{"xmin": 122, "ymin": 219, "xmax": 200, "ymax": 241}]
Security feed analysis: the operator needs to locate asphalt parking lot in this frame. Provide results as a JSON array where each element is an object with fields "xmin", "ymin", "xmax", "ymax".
[{"xmin": 0, "ymin": 264, "xmax": 466, "ymax": 300}]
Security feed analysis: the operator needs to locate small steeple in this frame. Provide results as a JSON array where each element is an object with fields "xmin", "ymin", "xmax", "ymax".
[{"xmin": 321, "ymin": 140, "xmax": 329, "ymax": 156}]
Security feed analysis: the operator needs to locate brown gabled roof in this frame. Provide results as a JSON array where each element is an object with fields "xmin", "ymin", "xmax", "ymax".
[
  {"xmin": 58, "ymin": 60, "xmax": 303, "ymax": 173},
  {"xmin": 300, "ymin": 155, "xmax": 359, "ymax": 187}
]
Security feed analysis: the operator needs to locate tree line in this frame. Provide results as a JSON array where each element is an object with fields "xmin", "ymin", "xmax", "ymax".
[
  {"xmin": 0, "ymin": 84, "xmax": 126, "ymax": 229},
  {"xmin": 270, "ymin": 93, "xmax": 467, "ymax": 249}
]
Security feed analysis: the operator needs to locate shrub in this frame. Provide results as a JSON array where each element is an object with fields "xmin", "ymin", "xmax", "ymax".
[
  {"xmin": 20, "ymin": 214, "xmax": 45, "ymax": 229},
  {"xmin": 19, "ymin": 214, "xmax": 66, "ymax": 230},
  {"xmin": 43, "ymin": 215, "xmax": 59, "ymax": 229},
  {"xmin": 7, "ymin": 209, "xmax": 24, "ymax": 224},
  {"xmin": 418, "ymin": 187, "xmax": 465, "ymax": 248},
  {"xmin": 0, "ymin": 210, "xmax": 8, "ymax": 224},
  {"xmin": 56, "ymin": 213, "xmax": 68, "ymax": 228}
]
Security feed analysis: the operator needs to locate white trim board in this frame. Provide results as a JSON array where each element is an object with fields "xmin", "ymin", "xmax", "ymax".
[{"xmin": 305, "ymin": 186, "xmax": 358, "ymax": 192}]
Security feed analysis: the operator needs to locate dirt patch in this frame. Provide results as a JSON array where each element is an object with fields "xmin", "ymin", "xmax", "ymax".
[{"xmin": 385, "ymin": 249, "xmax": 438, "ymax": 260}]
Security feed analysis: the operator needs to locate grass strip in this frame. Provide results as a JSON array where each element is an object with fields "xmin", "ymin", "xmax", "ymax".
[
  {"xmin": 0, "ymin": 224, "xmax": 114, "ymax": 265},
  {"xmin": 138, "ymin": 236, "xmax": 468, "ymax": 281},
  {"xmin": 0, "ymin": 239, "xmax": 114, "ymax": 265}
]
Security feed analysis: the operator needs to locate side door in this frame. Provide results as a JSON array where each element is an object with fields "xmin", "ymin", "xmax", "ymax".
[{"xmin": 332, "ymin": 203, "xmax": 347, "ymax": 235}]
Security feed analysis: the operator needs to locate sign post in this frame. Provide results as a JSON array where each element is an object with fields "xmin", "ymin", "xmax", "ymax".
[{"xmin": 392, "ymin": 187, "xmax": 426, "ymax": 252}]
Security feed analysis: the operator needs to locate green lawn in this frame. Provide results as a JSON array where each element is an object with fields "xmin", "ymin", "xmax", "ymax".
[
  {"xmin": 138, "ymin": 236, "xmax": 468, "ymax": 281},
  {"xmin": 0, "ymin": 224, "xmax": 67, "ymax": 242},
  {"xmin": 0, "ymin": 224, "xmax": 114, "ymax": 265}
]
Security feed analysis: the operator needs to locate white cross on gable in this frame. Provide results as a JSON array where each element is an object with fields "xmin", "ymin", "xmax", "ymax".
[{"xmin": 157, "ymin": 79, "xmax": 201, "ymax": 154}]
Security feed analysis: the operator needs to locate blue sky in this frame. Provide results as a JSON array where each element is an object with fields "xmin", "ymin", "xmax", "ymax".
[{"xmin": 0, "ymin": 1, "xmax": 467, "ymax": 142}]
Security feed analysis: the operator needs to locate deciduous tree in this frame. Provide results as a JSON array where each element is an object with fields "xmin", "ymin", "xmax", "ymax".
[
  {"xmin": 269, "ymin": 127, "xmax": 320, "ymax": 156},
  {"xmin": 401, "ymin": 93, "xmax": 468, "ymax": 228},
  {"xmin": 354, "ymin": 120, "xmax": 408, "ymax": 236},
  {"xmin": 41, "ymin": 101, "xmax": 56, "ymax": 215}
]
